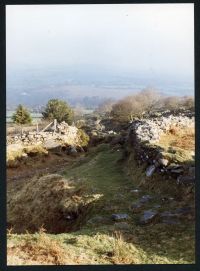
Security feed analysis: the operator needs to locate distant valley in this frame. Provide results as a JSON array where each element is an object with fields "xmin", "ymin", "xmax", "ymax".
[{"xmin": 6, "ymin": 67, "xmax": 194, "ymax": 110}]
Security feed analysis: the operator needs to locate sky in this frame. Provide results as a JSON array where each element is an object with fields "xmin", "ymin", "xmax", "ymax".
[{"xmin": 6, "ymin": 4, "xmax": 194, "ymax": 83}]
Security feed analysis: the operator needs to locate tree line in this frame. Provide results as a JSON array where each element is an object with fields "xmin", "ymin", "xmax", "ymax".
[
  {"xmin": 11, "ymin": 89, "xmax": 194, "ymax": 127},
  {"xmin": 96, "ymin": 89, "xmax": 194, "ymax": 122}
]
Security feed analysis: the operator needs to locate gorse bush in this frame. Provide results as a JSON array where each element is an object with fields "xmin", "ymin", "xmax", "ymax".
[
  {"xmin": 12, "ymin": 104, "xmax": 32, "ymax": 125},
  {"xmin": 77, "ymin": 129, "xmax": 89, "ymax": 147},
  {"xmin": 42, "ymin": 99, "xmax": 74, "ymax": 124}
]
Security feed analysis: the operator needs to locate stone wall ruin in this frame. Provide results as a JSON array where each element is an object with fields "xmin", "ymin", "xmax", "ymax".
[
  {"xmin": 7, "ymin": 121, "xmax": 82, "ymax": 151},
  {"xmin": 129, "ymin": 113, "xmax": 195, "ymax": 186}
]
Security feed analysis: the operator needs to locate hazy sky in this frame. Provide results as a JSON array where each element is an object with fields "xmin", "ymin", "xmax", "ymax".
[{"xmin": 6, "ymin": 4, "xmax": 194, "ymax": 81}]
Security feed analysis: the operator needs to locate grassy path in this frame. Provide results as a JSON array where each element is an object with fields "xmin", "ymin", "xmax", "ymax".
[
  {"xmin": 64, "ymin": 144, "xmax": 132, "ymax": 202},
  {"xmin": 60, "ymin": 144, "xmax": 195, "ymax": 264},
  {"xmin": 7, "ymin": 144, "xmax": 195, "ymax": 265}
]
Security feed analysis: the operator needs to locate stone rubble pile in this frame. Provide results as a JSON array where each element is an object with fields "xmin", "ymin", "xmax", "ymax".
[{"xmin": 7, "ymin": 122, "xmax": 81, "ymax": 148}]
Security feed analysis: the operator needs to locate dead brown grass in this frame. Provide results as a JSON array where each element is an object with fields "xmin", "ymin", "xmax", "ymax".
[
  {"xmin": 159, "ymin": 126, "xmax": 195, "ymax": 151},
  {"xmin": 7, "ymin": 144, "xmax": 47, "ymax": 164},
  {"xmin": 7, "ymin": 173, "xmax": 97, "ymax": 233},
  {"xmin": 7, "ymin": 228, "xmax": 74, "ymax": 265},
  {"xmin": 110, "ymin": 231, "xmax": 139, "ymax": 264}
]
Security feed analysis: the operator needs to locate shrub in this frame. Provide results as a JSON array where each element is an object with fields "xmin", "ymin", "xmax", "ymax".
[
  {"xmin": 161, "ymin": 95, "xmax": 194, "ymax": 111},
  {"xmin": 12, "ymin": 105, "xmax": 32, "ymax": 125},
  {"xmin": 76, "ymin": 119, "xmax": 86, "ymax": 129},
  {"xmin": 77, "ymin": 129, "xmax": 90, "ymax": 147},
  {"xmin": 42, "ymin": 99, "xmax": 74, "ymax": 124},
  {"xmin": 110, "ymin": 89, "xmax": 161, "ymax": 123}
]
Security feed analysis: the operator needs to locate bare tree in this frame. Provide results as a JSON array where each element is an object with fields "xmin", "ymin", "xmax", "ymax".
[
  {"xmin": 138, "ymin": 88, "xmax": 162, "ymax": 113},
  {"xmin": 111, "ymin": 99, "xmax": 138, "ymax": 122},
  {"xmin": 111, "ymin": 89, "xmax": 162, "ymax": 122}
]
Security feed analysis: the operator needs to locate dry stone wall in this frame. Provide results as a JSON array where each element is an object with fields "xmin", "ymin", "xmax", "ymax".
[
  {"xmin": 129, "ymin": 113, "xmax": 195, "ymax": 186},
  {"xmin": 7, "ymin": 122, "xmax": 81, "ymax": 149},
  {"xmin": 133, "ymin": 115, "xmax": 194, "ymax": 145}
]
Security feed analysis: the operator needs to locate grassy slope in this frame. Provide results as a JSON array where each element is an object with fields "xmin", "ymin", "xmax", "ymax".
[{"xmin": 8, "ymin": 144, "xmax": 195, "ymax": 265}]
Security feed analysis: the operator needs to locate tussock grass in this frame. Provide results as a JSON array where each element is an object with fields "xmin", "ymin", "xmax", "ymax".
[
  {"xmin": 7, "ymin": 144, "xmax": 48, "ymax": 165},
  {"xmin": 7, "ymin": 147, "xmax": 24, "ymax": 164},
  {"xmin": 110, "ymin": 231, "xmax": 140, "ymax": 264},
  {"xmin": 8, "ymin": 222, "xmax": 195, "ymax": 265},
  {"xmin": 7, "ymin": 228, "xmax": 73, "ymax": 265}
]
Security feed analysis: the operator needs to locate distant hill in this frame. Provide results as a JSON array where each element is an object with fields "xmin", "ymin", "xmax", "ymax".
[{"xmin": 7, "ymin": 67, "xmax": 194, "ymax": 110}]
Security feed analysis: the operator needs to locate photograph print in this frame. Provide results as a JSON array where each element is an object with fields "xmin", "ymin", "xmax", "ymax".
[{"xmin": 6, "ymin": 3, "xmax": 195, "ymax": 265}]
